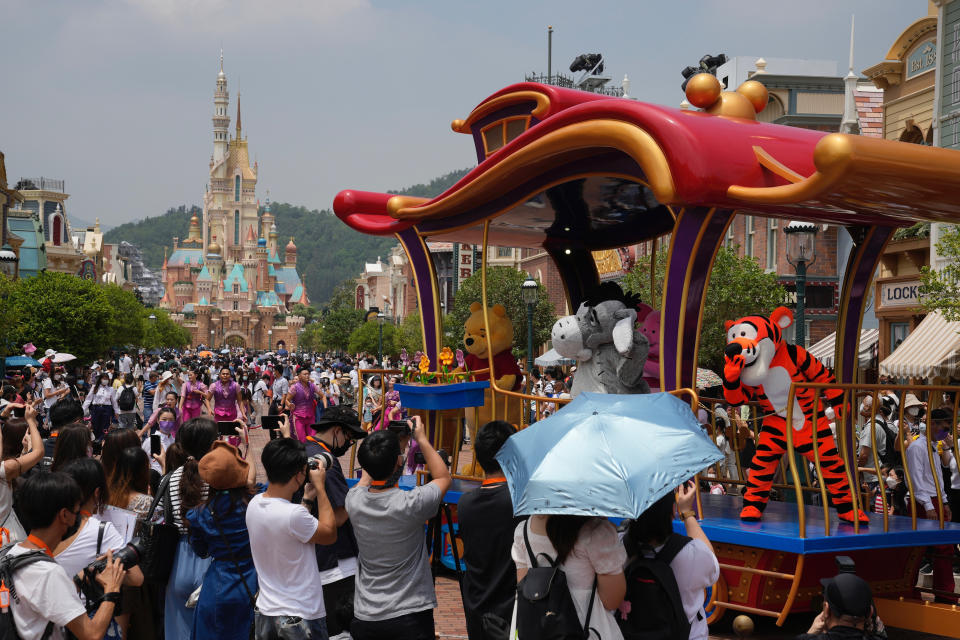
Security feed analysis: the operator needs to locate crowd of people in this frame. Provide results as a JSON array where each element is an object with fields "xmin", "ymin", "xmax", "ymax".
[{"xmin": 0, "ymin": 345, "xmax": 899, "ymax": 640}]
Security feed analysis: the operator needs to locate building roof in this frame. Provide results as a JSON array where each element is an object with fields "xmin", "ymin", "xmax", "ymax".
[
  {"xmin": 167, "ymin": 248, "xmax": 204, "ymax": 267},
  {"xmin": 229, "ymin": 139, "xmax": 257, "ymax": 181},
  {"xmin": 196, "ymin": 265, "xmax": 213, "ymax": 281},
  {"xmin": 222, "ymin": 262, "xmax": 248, "ymax": 292},
  {"xmin": 273, "ymin": 266, "xmax": 302, "ymax": 294},
  {"xmin": 268, "ymin": 263, "xmax": 276, "ymax": 277},
  {"xmin": 182, "ymin": 303, "xmax": 195, "ymax": 313},
  {"xmin": 268, "ymin": 249, "xmax": 281, "ymax": 264},
  {"xmin": 256, "ymin": 290, "xmax": 280, "ymax": 307}
]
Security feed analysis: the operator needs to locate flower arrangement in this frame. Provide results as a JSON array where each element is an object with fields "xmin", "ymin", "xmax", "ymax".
[{"xmin": 399, "ymin": 347, "xmax": 472, "ymax": 384}]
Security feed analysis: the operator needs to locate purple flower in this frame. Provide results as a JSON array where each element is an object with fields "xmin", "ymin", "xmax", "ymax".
[
  {"xmin": 399, "ymin": 348, "xmax": 410, "ymax": 366},
  {"xmin": 456, "ymin": 349, "xmax": 466, "ymax": 369},
  {"xmin": 413, "ymin": 351, "xmax": 423, "ymax": 364}
]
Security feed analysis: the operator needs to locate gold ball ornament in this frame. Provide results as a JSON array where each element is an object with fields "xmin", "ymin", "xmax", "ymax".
[
  {"xmin": 737, "ymin": 80, "xmax": 769, "ymax": 114},
  {"xmin": 732, "ymin": 614, "xmax": 755, "ymax": 637},
  {"xmin": 685, "ymin": 73, "xmax": 722, "ymax": 109},
  {"xmin": 706, "ymin": 91, "xmax": 757, "ymax": 120}
]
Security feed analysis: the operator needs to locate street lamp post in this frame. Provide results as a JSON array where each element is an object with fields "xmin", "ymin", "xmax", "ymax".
[
  {"xmin": 784, "ymin": 221, "xmax": 819, "ymax": 348},
  {"xmin": 377, "ymin": 312, "xmax": 385, "ymax": 366},
  {"xmin": 210, "ymin": 329, "xmax": 214, "ymax": 349},
  {"xmin": 267, "ymin": 329, "xmax": 273, "ymax": 351},
  {"xmin": 521, "ymin": 276, "xmax": 539, "ymax": 374}
]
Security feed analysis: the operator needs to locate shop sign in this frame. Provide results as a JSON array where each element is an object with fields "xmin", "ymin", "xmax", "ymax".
[
  {"xmin": 907, "ymin": 39, "xmax": 936, "ymax": 80},
  {"xmin": 880, "ymin": 281, "xmax": 921, "ymax": 308},
  {"xmin": 458, "ymin": 243, "xmax": 474, "ymax": 282}
]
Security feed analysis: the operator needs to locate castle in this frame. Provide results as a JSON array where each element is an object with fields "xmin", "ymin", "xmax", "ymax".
[{"xmin": 160, "ymin": 54, "xmax": 307, "ymax": 350}]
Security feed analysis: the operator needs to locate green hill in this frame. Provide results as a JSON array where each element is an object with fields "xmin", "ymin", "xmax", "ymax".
[{"xmin": 103, "ymin": 168, "xmax": 471, "ymax": 305}]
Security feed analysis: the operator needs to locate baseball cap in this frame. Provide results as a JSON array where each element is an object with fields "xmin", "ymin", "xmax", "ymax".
[{"xmin": 820, "ymin": 573, "xmax": 873, "ymax": 618}]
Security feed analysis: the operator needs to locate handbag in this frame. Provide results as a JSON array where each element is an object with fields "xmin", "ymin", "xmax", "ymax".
[{"xmin": 139, "ymin": 473, "xmax": 179, "ymax": 584}]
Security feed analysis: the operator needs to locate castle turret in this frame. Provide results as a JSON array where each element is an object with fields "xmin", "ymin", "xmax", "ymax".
[
  {"xmin": 285, "ymin": 237, "xmax": 297, "ymax": 267},
  {"xmin": 212, "ymin": 51, "xmax": 230, "ymax": 162}
]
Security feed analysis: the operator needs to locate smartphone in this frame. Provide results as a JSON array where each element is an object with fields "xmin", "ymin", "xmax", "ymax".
[
  {"xmin": 150, "ymin": 434, "xmax": 162, "ymax": 456},
  {"xmin": 217, "ymin": 421, "xmax": 238, "ymax": 437},
  {"xmin": 92, "ymin": 441, "xmax": 103, "ymax": 456},
  {"xmin": 269, "ymin": 429, "xmax": 281, "ymax": 440},
  {"xmin": 11, "ymin": 406, "xmax": 25, "ymax": 418},
  {"xmin": 261, "ymin": 415, "xmax": 282, "ymax": 430}
]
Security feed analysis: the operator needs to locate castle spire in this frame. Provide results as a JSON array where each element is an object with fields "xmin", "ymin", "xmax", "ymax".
[
  {"xmin": 213, "ymin": 52, "xmax": 230, "ymax": 161},
  {"xmin": 236, "ymin": 93, "xmax": 242, "ymax": 138}
]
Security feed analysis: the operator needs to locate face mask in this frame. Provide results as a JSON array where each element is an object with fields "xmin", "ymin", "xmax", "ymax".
[
  {"xmin": 885, "ymin": 476, "xmax": 898, "ymax": 489},
  {"xmin": 54, "ymin": 374, "xmax": 62, "ymax": 381},
  {"xmin": 100, "ymin": 379, "xmax": 109, "ymax": 386},
  {"xmin": 158, "ymin": 420, "xmax": 176, "ymax": 434},
  {"xmin": 906, "ymin": 407, "xmax": 919, "ymax": 417},
  {"xmin": 935, "ymin": 428, "xmax": 949, "ymax": 441},
  {"xmin": 331, "ymin": 434, "xmax": 353, "ymax": 457}
]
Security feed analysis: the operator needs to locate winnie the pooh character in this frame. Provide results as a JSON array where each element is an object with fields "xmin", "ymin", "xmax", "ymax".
[
  {"xmin": 463, "ymin": 302, "xmax": 523, "ymax": 391},
  {"xmin": 461, "ymin": 302, "xmax": 523, "ymax": 473}
]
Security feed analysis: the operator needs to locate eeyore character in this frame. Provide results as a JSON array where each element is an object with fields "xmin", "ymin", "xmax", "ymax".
[{"xmin": 551, "ymin": 283, "xmax": 650, "ymax": 396}]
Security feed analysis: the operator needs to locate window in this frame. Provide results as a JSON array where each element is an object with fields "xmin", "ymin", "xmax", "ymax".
[
  {"xmin": 766, "ymin": 218, "xmax": 778, "ymax": 271},
  {"xmin": 890, "ymin": 322, "xmax": 910, "ymax": 353},
  {"xmin": 234, "ymin": 176, "xmax": 240, "ymax": 201},
  {"xmin": 233, "ymin": 301, "xmax": 238, "ymax": 311},
  {"xmin": 480, "ymin": 117, "xmax": 531, "ymax": 157},
  {"xmin": 233, "ymin": 283, "xmax": 239, "ymax": 294},
  {"xmin": 497, "ymin": 247, "xmax": 512, "ymax": 258},
  {"xmin": 725, "ymin": 219, "xmax": 735, "ymax": 248},
  {"xmin": 745, "ymin": 216, "xmax": 754, "ymax": 257},
  {"xmin": 234, "ymin": 210, "xmax": 240, "ymax": 245}
]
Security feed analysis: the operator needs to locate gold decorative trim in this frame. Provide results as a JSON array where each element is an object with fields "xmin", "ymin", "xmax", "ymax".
[
  {"xmin": 753, "ymin": 146, "xmax": 807, "ymax": 184},
  {"xmin": 393, "ymin": 120, "xmax": 677, "ymax": 220},
  {"xmin": 451, "ymin": 90, "xmax": 551, "ymax": 133}
]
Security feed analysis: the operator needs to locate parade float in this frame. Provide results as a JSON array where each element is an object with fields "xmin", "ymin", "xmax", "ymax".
[{"xmin": 334, "ymin": 73, "xmax": 960, "ymax": 634}]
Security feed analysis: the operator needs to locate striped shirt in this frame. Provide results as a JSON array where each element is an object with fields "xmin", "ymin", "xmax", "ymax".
[
  {"xmin": 155, "ymin": 466, "xmax": 208, "ymax": 534},
  {"xmin": 142, "ymin": 380, "xmax": 159, "ymax": 409}
]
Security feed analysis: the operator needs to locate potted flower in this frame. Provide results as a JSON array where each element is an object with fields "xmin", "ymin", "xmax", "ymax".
[{"xmin": 394, "ymin": 348, "xmax": 489, "ymax": 410}]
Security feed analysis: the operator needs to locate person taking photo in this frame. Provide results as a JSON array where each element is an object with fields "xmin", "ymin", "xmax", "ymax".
[{"xmin": 346, "ymin": 415, "xmax": 450, "ymax": 640}]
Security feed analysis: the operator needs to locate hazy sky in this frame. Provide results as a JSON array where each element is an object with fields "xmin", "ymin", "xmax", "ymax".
[{"xmin": 2, "ymin": 1, "xmax": 925, "ymax": 227}]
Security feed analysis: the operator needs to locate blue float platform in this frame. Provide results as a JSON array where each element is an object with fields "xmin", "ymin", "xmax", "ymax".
[
  {"xmin": 683, "ymin": 493, "xmax": 960, "ymax": 554},
  {"xmin": 346, "ymin": 475, "xmax": 479, "ymax": 504}
]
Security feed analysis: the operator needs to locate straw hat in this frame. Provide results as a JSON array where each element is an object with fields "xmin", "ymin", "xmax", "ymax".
[
  {"xmin": 903, "ymin": 393, "xmax": 924, "ymax": 410},
  {"xmin": 198, "ymin": 442, "xmax": 249, "ymax": 490}
]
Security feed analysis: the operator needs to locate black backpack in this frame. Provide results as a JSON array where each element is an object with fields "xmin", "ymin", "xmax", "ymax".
[
  {"xmin": 616, "ymin": 534, "xmax": 693, "ymax": 640},
  {"xmin": 118, "ymin": 386, "xmax": 136, "ymax": 412},
  {"xmin": 0, "ymin": 544, "xmax": 58, "ymax": 640},
  {"xmin": 867, "ymin": 417, "xmax": 900, "ymax": 468},
  {"xmin": 516, "ymin": 520, "xmax": 597, "ymax": 640}
]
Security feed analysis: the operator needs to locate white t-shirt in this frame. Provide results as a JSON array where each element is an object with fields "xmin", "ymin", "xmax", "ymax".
[
  {"xmin": 655, "ymin": 537, "xmax": 720, "ymax": 640},
  {"xmin": 8, "ymin": 544, "xmax": 87, "ymax": 640},
  {"xmin": 54, "ymin": 515, "xmax": 125, "ymax": 583},
  {"xmin": 119, "ymin": 356, "xmax": 132, "ymax": 374},
  {"xmin": 41, "ymin": 378, "xmax": 65, "ymax": 410},
  {"xmin": 245, "ymin": 494, "xmax": 326, "ymax": 620}
]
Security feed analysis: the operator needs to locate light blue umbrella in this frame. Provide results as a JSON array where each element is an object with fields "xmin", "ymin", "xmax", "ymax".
[
  {"xmin": 5, "ymin": 356, "xmax": 42, "ymax": 368},
  {"xmin": 496, "ymin": 392, "xmax": 722, "ymax": 518}
]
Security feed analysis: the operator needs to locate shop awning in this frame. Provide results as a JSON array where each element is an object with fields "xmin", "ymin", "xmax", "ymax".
[
  {"xmin": 879, "ymin": 312, "xmax": 960, "ymax": 379},
  {"xmin": 807, "ymin": 328, "xmax": 879, "ymax": 369}
]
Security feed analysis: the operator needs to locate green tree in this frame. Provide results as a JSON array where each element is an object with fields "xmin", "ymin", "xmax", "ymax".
[
  {"xmin": 622, "ymin": 245, "xmax": 787, "ymax": 372},
  {"xmin": 921, "ymin": 224, "xmax": 960, "ymax": 320},
  {"xmin": 322, "ymin": 307, "xmax": 365, "ymax": 353},
  {"xmin": 8, "ymin": 272, "xmax": 114, "ymax": 362},
  {"xmin": 142, "ymin": 309, "xmax": 191, "ymax": 349},
  {"xmin": 394, "ymin": 310, "xmax": 425, "ymax": 354},
  {"xmin": 324, "ymin": 280, "xmax": 357, "ymax": 313},
  {"xmin": 448, "ymin": 267, "xmax": 556, "ymax": 357},
  {"xmin": 299, "ymin": 322, "xmax": 326, "ymax": 353},
  {"xmin": 0, "ymin": 275, "xmax": 20, "ymax": 359},
  {"xmin": 101, "ymin": 284, "xmax": 145, "ymax": 348},
  {"xmin": 347, "ymin": 319, "xmax": 399, "ymax": 358},
  {"xmin": 289, "ymin": 303, "xmax": 322, "ymax": 323}
]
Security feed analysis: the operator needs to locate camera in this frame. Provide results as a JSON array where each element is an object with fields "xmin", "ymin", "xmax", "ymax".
[
  {"xmin": 414, "ymin": 448, "xmax": 450, "ymax": 467},
  {"xmin": 387, "ymin": 420, "xmax": 411, "ymax": 437},
  {"xmin": 76, "ymin": 538, "xmax": 144, "ymax": 609},
  {"xmin": 307, "ymin": 451, "xmax": 334, "ymax": 471}
]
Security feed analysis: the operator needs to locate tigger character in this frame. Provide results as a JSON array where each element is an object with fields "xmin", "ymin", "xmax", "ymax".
[{"xmin": 723, "ymin": 306, "xmax": 868, "ymax": 524}]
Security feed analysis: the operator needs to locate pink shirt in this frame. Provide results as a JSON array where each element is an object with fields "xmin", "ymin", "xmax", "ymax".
[
  {"xmin": 289, "ymin": 381, "xmax": 317, "ymax": 417},
  {"xmin": 182, "ymin": 380, "xmax": 207, "ymax": 409}
]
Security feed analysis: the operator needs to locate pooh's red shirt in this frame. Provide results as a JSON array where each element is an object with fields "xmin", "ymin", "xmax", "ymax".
[{"xmin": 465, "ymin": 351, "xmax": 523, "ymax": 390}]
